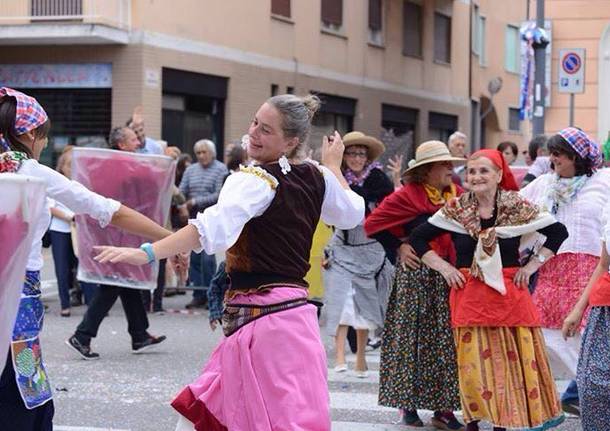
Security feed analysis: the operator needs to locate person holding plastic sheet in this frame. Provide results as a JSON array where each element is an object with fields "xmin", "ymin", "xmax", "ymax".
[
  {"xmin": 410, "ymin": 149, "xmax": 568, "ymax": 431},
  {"xmin": 521, "ymin": 128, "xmax": 610, "ymax": 416},
  {"xmin": 562, "ymin": 202, "xmax": 610, "ymax": 430},
  {"xmin": 93, "ymin": 94, "xmax": 364, "ymax": 430},
  {"xmin": 0, "ymin": 88, "xmax": 177, "ymax": 431},
  {"xmin": 67, "ymin": 126, "xmax": 173, "ymax": 359}
]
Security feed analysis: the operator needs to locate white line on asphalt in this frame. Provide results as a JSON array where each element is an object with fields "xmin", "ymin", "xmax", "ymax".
[{"xmin": 55, "ymin": 427, "xmax": 130, "ymax": 431}]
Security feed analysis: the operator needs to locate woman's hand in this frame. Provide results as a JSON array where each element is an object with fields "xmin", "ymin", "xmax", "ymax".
[
  {"xmin": 398, "ymin": 243, "xmax": 420, "ymax": 270},
  {"xmin": 386, "ymin": 155, "xmax": 404, "ymax": 188},
  {"xmin": 93, "ymin": 246, "xmax": 149, "ymax": 266},
  {"xmin": 440, "ymin": 265, "xmax": 466, "ymax": 289},
  {"xmin": 321, "ymin": 131, "xmax": 344, "ymax": 171},
  {"xmin": 562, "ymin": 307, "xmax": 584, "ymax": 340},
  {"xmin": 513, "ymin": 263, "xmax": 536, "ymax": 289}
]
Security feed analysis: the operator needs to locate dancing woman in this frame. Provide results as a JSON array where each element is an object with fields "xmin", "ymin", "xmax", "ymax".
[
  {"xmin": 410, "ymin": 150, "xmax": 568, "ymax": 431},
  {"xmin": 93, "ymin": 94, "xmax": 365, "ymax": 430},
  {"xmin": 0, "ymin": 88, "xmax": 173, "ymax": 431}
]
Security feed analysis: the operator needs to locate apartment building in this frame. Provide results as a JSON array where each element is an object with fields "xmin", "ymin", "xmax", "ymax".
[
  {"xmin": 0, "ymin": 0, "xmax": 527, "ymax": 166},
  {"xmin": 537, "ymin": 0, "xmax": 610, "ymax": 144}
]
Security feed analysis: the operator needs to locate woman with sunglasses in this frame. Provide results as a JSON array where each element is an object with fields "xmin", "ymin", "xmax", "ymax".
[
  {"xmin": 521, "ymin": 127, "xmax": 610, "ymax": 415},
  {"xmin": 323, "ymin": 131, "xmax": 394, "ymax": 378}
]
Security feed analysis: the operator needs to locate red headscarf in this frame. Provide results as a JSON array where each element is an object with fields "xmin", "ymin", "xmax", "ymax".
[{"xmin": 470, "ymin": 149, "xmax": 518, "ymax": 191}]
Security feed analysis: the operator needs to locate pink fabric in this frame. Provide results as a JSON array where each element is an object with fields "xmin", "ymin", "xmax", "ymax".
[
  {"xmin": 172, "ymin": 287, "xmax": 330, "ymax": 431},
  {"xmin": 72, "ymin": 149, "xmax": 175, "ymax": 288},
  {"xmin": 533, "ymin": 252, "xmax": 598, "ymax": 329},
  {"xmin": 0, "ymin": 212, "xmax": 28, "ymax": 274}
]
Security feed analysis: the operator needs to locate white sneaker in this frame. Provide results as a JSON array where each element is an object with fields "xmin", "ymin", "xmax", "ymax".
[{"xmin": 333, "ymin": 363, "xmax": 348, "ymax": 373}]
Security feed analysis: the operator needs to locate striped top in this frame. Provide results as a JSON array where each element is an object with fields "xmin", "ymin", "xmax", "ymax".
[{"xmin": 179, "ymin": 159, "xmax": 228, "ymax": 215}]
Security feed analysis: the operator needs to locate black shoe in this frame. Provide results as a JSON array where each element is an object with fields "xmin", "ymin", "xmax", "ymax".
[
  {"xmin": 431, "ymin": 412, "xmax": 465, "ymax": 430},
  {"xmin": 65, "ymin": 335, "xmax": 100, "ymax": 360},
  {"xmin": 132, "ymin": 335, "xmax": 167, "ymax": 354},
  {"xmin": 185, "ymin": 298, "xmax": 207, "ymax": 309},
  {"xmin": 561, "ymin": 399, "xmax": 580, "ymax": 417}
]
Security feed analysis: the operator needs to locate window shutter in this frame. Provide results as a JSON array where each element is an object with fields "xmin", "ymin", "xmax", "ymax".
[
  {"xmin": 369, "ymin": 0, "xmax": 382, "ymax": 31},
  {"xmin": 403, "ymin": 1, "xmax": 422, "ymax": 57},
  {"xmin": 321, "ymin": 0, "xmax": 343, "ymax": 26},
  {"xmin": 271, "ymin": 0, "xmax": 291, "ymax": 18},
  {"xmin": 434, "ymin": 13, "xmax": 451, "ymax": 63}
]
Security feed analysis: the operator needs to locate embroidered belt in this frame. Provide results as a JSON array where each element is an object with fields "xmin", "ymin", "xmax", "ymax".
[{"xmin": 221, "ymin": 298, "xmax": 309, "ymax": 337}]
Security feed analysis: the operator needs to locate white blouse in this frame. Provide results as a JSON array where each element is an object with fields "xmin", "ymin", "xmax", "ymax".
[
  {"xmin": 18, "ymin": 159, "xmax": 121, "ymax": 271},
  {"xmin": 189, "ymin": 164, "xmax": 365, "ymax": 255},
  {"xmin": 520, "ymin": 168, "xmax": 610, "ymax": 257}
]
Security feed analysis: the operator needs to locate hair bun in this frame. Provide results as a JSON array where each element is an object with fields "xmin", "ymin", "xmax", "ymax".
[{"xmin": 301, "ymin": 94, "xmax": 321, "ymax": 120}]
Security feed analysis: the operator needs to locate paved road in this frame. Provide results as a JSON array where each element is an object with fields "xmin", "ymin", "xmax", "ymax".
[{"xmin": 38, "ymin": 251, "xmax": 581, "ymax": 430}]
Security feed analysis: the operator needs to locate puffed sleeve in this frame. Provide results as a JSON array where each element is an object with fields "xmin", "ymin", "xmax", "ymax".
[
  {"xmin": 318, "ymin": 165, "xmax": 365, "ymax": 229},
  {"xmin": 20, "ymin": 159, "xmax": 120, "ymax": 228},
  {"xmin": 189, "ymin": 166, "xmax": 277, "ymax": 254}
]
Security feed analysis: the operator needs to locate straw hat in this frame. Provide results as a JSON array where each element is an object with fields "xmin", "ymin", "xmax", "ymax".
[
  {"xmin": 404, "ymin": 140, "xmax": 466, "ymax": 172},
  {"xmin": 343, "ymin": 131, "xmax": 385, "ymax": 161}
]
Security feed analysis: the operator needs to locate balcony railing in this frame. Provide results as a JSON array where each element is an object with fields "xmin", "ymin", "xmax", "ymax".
[{"xmin": 0, "ymin": 0, "xmax": 131, "ymax": 30}]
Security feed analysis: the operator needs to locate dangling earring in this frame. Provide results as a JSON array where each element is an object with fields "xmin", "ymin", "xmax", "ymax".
[
  {"xmin": 279, "ymin": 153, "xmax": 291, "ymax": 175},
  {"xmin": 241, "ymin": 134, "xmax": 249, "ymax": 150}
]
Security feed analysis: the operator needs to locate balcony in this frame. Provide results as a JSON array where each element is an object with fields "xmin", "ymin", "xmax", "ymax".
[{"xmin": 0, "ymin": 0, "xmax": 131, "ymax": 45}]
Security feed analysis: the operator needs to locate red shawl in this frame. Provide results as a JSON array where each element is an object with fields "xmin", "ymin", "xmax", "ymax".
[{"xmin": 364, "ymin": 182, "xmax": 463, "ymax": 262}]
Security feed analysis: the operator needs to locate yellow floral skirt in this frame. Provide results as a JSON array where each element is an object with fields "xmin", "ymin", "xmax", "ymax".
[{"xmin": 454, "ymin": 326, "xmax": 565, "ymax": 430}]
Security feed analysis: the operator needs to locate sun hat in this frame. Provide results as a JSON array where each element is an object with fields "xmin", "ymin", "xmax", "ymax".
[
  {"xmin": 404, "ymin": 140, "xmax": 466, "ymax": 172},
  {"xmin": 343, "ymin": 131, "xmax": 385, "ymax": 161}
]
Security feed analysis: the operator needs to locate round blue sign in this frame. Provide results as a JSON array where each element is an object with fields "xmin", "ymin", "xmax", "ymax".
[{"xmin": 562, "ymin": 53, "xmax": 582, "ymax": 74}]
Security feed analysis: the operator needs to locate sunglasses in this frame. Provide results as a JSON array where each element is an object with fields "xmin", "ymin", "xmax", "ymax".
[{"xmin": 345, "ymin": 151, "xmax": 368, "ymax": 158}]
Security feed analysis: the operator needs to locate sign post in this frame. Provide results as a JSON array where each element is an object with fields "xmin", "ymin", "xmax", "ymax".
[{"xmin": 558, "ymin": 48, "xmax": 585, "ymax": 127}]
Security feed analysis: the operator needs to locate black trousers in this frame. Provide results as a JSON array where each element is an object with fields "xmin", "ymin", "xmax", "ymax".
[
  {"xmin": 0, "ymin": 352, "xmax": 54, "ymax": 431},
  {"xmin": 75, "ymin": 284, "xmax": 149, "ymax": 345}
]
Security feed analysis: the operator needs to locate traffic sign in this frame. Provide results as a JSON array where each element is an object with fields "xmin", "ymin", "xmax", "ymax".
[{"xmin": 558, "ymin": 48, "xmax": 585, "ymax": 94}]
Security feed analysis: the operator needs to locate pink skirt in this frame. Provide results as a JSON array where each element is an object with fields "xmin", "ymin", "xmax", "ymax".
[
  {"xmin": 171, "ymin": 287, "xmax": 330, "ymax": 431},
  {"xmin": 533, "ymin": 252, "xmax": 598, "ymax": 329}
]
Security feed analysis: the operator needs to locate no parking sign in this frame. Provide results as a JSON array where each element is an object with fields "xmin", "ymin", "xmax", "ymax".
[{"xmin": 558, "ymin": 48, "xmax": 585, "ymax": 93}]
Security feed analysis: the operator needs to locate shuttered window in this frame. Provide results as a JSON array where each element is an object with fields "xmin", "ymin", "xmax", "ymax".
[
  {"xmin": 31, "ymin": 0, "xmax": 82, "ymax": 16},
  {"xmin": 321, "ymin": 0, "xmax": 343, "ymax": 26},
  {"xmin": 369, "ymin": 0, "xmax": 382, "ymax": 31},
  {"xmin": 434, "ymin": 12, "xmax": 451, "ymax": 63},
  {"xmin": 403, "ymin": 1, "xmax": 422, "ymax": 57},
  {"xmin": 271, "ymin": 0, "xmax": 291, "ymax": 18}
]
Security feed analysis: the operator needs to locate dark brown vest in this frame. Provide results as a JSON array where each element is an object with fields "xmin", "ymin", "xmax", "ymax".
[{"xmin": 226, "ymin": 162, "xmax": 326, "ymax": 290}]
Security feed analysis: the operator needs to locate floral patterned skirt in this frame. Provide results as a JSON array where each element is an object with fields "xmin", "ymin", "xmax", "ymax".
[
  {"xmin": 577, "ymin": 306, "xmax": 610, "ymax": 431},
  {"xmin": 533, "ymin": 253, "xmax": 598, "ymax": 329},
  {"xmin": 455, "ymin": 326, "xmax": 564, "ymax": 429},
  {"xmin": 378, "ymin": 266, "xmax": 460, "ymax": 411}
]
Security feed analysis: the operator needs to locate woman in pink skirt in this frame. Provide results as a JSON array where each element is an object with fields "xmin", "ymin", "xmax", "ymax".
[{"xmin": 94, "ymin": 94, "xmax": 365, "ymax": 431}]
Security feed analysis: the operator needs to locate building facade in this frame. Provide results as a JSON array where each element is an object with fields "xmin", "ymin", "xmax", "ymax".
[{"xmin": 0, "ymin": 0, "xmax": 528, "ymax": 166}]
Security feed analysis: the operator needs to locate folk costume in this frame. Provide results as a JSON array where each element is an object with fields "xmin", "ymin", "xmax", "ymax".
[
  {"xmin": 172, "ymin": 161, "xmax": 364, "ymax": 431},
  {"xmin": 0, "ymin": 88, "xmax": 120, "ymax": 431},
  {"xmin": 410, "ymin": 150, "xmax": 567, "ymax": 430}
]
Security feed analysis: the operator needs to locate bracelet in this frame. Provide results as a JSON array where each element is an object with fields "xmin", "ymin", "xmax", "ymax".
[{"xmin": 139, "ymin": 242, "xmax": 156, "ymax": 264}]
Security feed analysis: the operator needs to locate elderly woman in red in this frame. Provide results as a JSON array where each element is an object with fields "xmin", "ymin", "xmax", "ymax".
[{"xmin": 410, "ymin": 150, "xmax": 568, "ymax": 431}]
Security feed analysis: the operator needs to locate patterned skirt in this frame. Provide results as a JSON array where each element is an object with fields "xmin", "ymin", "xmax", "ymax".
[
  {"xmin": 533, "ymin": 253, "xmax": 598, "ymax": 329},
  {"xmin": 378, "ymin": 266, "xmax": 460, "ymax": 411},
  {"xmin": 577, "ymin": 306, "xmax": 610, "ymax": 431},
  {"xmin": 455, "ymin": 326, "xmax": 564, "ymax": 429}
]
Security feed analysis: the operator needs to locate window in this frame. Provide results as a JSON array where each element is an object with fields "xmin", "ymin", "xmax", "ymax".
[
  {"xmin": 368, "ymin": 0, "xmax": 383, "ymax": 45},
  {"xmin": 309, "ymin": 92, "xmax": 356, "ymax": 160},
  {"xmin": 271, "ymin": 0, "xmax": 291, "ymax": 18},
  {"xmin": 508, "ymin": 108, "xmax": 521, "ymax": 131},
  {"xmin": 321, "ymin": 0, "xmax": 343, "ymax": 30},
  {"xmin": 271, "ymin": 84, "xmax": 279, "ymax": 96},
  {"xmin": 479, "ymin": 16, "xmax": 486, "ymax": 65},
  {"xmin": 31, "ymin": 0, "xmax": 82, "ymax": 16},
  {"xmin": 471, "ymin": 4, "xmax": 480, "ymax": 55},
  {"xmin": 428, "ymin": 111, "xmax": 458, "ymax": 143},
  {"xmin": 434, "ymin": 12, "xmax": 451, "ymax": 63},
  {"xmin": 286, "ymin": 86, "xmax": 294, "ymax": 94},
  {"xmin": 403, "ymin": 1, "xmax": 422, "ymax": 57},
  {"xmin": 505, "ymin": 25, "xmax": 520, "ymax": 73}
]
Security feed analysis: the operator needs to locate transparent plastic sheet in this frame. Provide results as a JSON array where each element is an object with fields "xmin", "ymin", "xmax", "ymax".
[
  {"xmin": 0, "ymin": 174, "xmax": 46, "ymax": 372},
  {"xmin": 72, "ymin": 148, "xmax": 176, "ymax": 290}
]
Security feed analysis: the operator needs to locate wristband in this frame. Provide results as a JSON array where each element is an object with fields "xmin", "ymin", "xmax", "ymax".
[{"xmin": 139, "ymin": 242, "xmax": 156, "ymax": 264}]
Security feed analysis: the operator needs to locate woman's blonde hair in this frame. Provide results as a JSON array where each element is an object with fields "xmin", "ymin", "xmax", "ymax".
[{"xmin": 55, "ymin": 145, "xmax": 74, "ymax": 176}]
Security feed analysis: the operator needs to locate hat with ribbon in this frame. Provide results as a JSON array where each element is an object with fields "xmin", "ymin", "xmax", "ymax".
[{"xmin": 405, "ymin": 140, "xmax": 465, "ymax": 172}]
